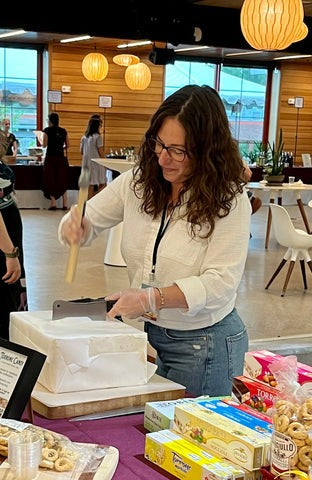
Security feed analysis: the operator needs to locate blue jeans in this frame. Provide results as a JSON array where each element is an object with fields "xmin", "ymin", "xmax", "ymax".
[{"xmin": 144, "ymin": 308, "xmax": 248, "ymax": 397}]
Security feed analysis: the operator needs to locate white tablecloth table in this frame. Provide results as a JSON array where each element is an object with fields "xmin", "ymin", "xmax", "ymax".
[{"xmin": 92, "ymin": 158, "xmax": 135, "ymax": 266}]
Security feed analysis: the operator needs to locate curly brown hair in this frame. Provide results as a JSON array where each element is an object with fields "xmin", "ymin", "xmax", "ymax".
[{"xmin": 132, "ymin": 84, "xmax": 245, "ymax": 238}]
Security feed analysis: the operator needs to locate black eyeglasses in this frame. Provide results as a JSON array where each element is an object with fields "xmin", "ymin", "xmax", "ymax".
[{"xmin": 147, "ymin": 137, "xmax": 187, "ymax": 162}]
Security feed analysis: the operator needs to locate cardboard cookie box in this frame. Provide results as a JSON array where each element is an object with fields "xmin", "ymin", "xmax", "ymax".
[
  {"xmin": 173, "ymin": 403, "xmax": 270, "ymax": 471},
  {"xmin": 145, "ymin": 429, "xmax": 247, "ymax": 480},
  {"xmin": 198, "ymin": 399, "xmax": 273, "ymax": 439},
  {"xmin": 221, "ymin": 398, "xmax": 272, "ymax": 424},
  {"xmin": 144, "ymin": 396, "xmax": 228, "ymax": 433},
  {"xmin": 244, "ymin": 350, "xmax": 312, "ymax": 395},
  {"xmin": 232, "ymin": 376, "xmax": 279, "ymax": 415}
]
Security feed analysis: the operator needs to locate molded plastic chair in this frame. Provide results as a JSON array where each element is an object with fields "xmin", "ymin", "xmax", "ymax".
[{"xmin": 265, "ymin": 204, "xmax": 312, "ymax": 296}]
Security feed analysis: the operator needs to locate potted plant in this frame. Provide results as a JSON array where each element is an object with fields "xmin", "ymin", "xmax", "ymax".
[{"xmin": 264, "ymin": 128, "xmax": 285, "ymax": 184}]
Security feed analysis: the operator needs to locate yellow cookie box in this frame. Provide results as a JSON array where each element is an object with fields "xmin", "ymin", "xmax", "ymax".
[
  {"xmin": 173, "ymin": 403, "xmax": 271, "ymax": 471},
  {"xmin": 145, "ymin": 429, "xmax": 247, "ymax": 480}
]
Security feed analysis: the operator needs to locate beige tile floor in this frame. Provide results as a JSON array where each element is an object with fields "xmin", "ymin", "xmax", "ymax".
[{"xmin": 20, "ymin": 202, "xmax": 312, "ymax": 346}]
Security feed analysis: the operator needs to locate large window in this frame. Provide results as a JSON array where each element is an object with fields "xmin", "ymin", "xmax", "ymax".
[
  {"xmin": 0, "ymin": 47, "xmax": 37, "ymax": 155},
  {"xmin": 165, "ymin": 61, "xmax": 268, "ymax": 155}
]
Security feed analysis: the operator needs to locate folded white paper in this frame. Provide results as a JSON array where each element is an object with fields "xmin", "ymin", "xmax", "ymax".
[{"xmin": 10, "ymin": 311, "xmax": 156, "ymax": 394}]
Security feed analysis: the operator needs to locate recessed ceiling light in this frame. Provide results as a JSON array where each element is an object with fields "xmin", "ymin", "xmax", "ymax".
[
  {"xmin": 174, "ymin": 46, "xmax": 210, "ymax": 53},
  {"xmin": 225, "ymin": 51, "xmax": 264, "ymax": 57},
  {"xmin": 117, "ymin": 40, "xmax": 152, "ymax": 49},
  {"xmin": 0, "ymin": 29, "xmax": 26, "ymax": 39},
  {"xmin": 273, "ymin": 54, "xmax": 312, "ymax": 60},
  {"xmin": 60, "ymin": 35, "xmax": 92, "ymax": 44}
]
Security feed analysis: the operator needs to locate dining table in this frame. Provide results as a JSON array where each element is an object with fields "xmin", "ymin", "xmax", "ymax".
[
  {"xmin": 91, "ymin": 157, "xmax": 135, "ymax": 267},
  {"xmin": 247, "ymin": 181, "xmax": 312, "ymax": 248}
]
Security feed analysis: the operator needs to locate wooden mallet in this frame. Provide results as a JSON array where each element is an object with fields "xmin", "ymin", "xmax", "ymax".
[{"xmin": 65, "ymin": 167, "xmax": 90, "ymax": 283}]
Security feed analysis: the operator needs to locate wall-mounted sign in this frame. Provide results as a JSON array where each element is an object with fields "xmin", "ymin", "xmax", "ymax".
[
  {"xmin": 47, "ymin": 90, "xmax": 62, "ymax": 104},
  {"xmin": 294, "ymin": 97, "xmax": 304, "ymax": 109},
  {"xmin": 0, "ymin": 339, "xmax": 46, "ymax": 420},
  {"xmin": 98, "ymin": 95, "xmax": 113, "ymax": 108}
]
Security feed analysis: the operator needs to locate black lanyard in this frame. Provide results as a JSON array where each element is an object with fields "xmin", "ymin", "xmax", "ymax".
[{"xmin": 149, "ymin": 206, "xmax": 175, "ymax": 283}]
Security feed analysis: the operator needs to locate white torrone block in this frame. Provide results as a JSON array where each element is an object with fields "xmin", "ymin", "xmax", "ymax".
[{"xmin": 9, "ymin": 311, "xmax": 154, "ymax": 394}]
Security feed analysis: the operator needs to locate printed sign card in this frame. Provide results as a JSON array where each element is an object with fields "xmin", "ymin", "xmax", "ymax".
[{"xmin": 0, "ymin": 339, "xmax": 46, "ymax": 420}]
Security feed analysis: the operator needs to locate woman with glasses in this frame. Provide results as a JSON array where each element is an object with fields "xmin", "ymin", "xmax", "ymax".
[{"xmin": 58, "ymin": 85, "xmax": 251, "ymax": 397}]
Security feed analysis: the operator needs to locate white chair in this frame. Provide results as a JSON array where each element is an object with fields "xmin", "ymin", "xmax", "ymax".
[{"xmin": 265, "ymin": 204, "xmax": 312, "ymax": 296}]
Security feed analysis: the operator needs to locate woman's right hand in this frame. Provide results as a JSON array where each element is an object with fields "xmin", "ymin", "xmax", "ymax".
[
  {"xmin": 2, "ymin": 257, "xmax": 21, "ymax": 284},
  {"xmin": 61, "ymin": 205, "xmax": 90, "ymax": 245}
]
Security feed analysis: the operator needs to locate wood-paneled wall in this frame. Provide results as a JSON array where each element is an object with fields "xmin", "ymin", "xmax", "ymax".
[
  {"xmin": 48, "ymin": 43, "xmax": 164, "ymax": 165},
  {"xmin": 278, "ymin": 62, "xmax": 312, "ymax": 165},
  {"xmin": 48, "ymin": 44, "xmax": 312, "ymax": 167}
]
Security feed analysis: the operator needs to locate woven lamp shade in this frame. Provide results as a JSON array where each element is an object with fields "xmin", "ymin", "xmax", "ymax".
[
  {"xmin": 82, "ymin": 52, "xmax": 109, "ymax": 81},
  {"xmin": 125, "ymin": 63, "xmax": 151, "ymax": 90},
  {"xmin": 113, "ymin": 54, "xmax": 140, "ymax": 67},
  {"xmin": 240, "ymin": 0, "xmax": 307, "ymax": 50}
]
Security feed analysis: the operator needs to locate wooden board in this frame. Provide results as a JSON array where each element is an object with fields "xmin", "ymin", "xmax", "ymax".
[{"xmin": 31, "ymin": 374, "xmax": 185, "ymax": 420}]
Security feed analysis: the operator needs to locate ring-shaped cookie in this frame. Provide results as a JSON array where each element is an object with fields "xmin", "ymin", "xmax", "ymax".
[
  {"xmin": 287, "ymin": 422, "xmax": 308, "ymax": 441},
  {"xmin": 298, "ymin": 445, "xmax": 312, "ymax": 467},
  {"xmin": 54, "ymin": 457, "xmax": 74, "ymax": 472},
  {"xmin": 42, "ymin": 447, "xmax": 58, "ymax": 462},
  {"xmin": 273, "ymin": 413, "xmax": 289, "ymax": 433}
]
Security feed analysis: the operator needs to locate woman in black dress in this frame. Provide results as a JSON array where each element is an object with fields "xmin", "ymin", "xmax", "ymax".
[
  {"xmin": 0, "ymin": 131, "xmax": 27, "ymax": 339},
  {"xmin": 42, "ymin": 113, "xmax": 69, "ymax": 210}
]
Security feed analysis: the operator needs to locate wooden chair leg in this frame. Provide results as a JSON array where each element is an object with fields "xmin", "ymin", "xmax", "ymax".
[
  {"xmin": 281, "ymin": 260, "xmax": 296, "ymax": 297},
  {"xmin": 300, "ymin": 260, "xmax": 307, "ymax": 289},
  {"xmin": 265, "ymin": 200, "xmax": 274, "ymax": 249},
  {"xmin": 307, "ymin": 261, "xmax": 312, "ymax": 274},
  {"xmin": 265, "ymin": 258, "xmax": 287, "ymax": 289}
]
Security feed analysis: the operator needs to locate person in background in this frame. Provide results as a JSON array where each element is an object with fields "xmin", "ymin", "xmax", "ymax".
[
  {"xmin": 0, "ymin": 212, "xmax": 21, "ymax": 285},
  {"xmin": 58, "ymin": 85, "xmax": 251, "ymax": 397},
  {"xmin": 42, "ymin": 112, "xmax": 69, "ymax": 210},
  {"xmin": 1, "ymin": 119, "xmax": 18, "ymax": 157},
  {"xmin": 0, "ymin": 130, "xmax": 27, "ymax": 339},
  {"xmin": 80, "ymin": 116, "xmax": 106, "ymax": 199}
]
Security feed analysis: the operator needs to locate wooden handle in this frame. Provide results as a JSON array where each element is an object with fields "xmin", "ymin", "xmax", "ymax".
[{"xmin": 65, "ymin": 186, "xmax": 89, "ymax": 283}]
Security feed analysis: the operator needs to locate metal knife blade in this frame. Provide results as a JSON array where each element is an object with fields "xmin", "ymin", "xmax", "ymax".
[{"xmin": 52, "ymin": 298, "xmax": 120, "ymax": 321}]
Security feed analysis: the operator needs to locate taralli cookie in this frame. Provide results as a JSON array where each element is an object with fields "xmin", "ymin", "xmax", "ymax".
[
  {"xmin": 299, "ymin": 400, "xmax": 312, "ymax": 422},
  {"xmin": 298, "ymin": 445, "xmax": 312, "ymax": 467},
  {"xmin": 287, "ymin": 422, "xmax": 308, "ymax": 441},
  {"xmin": 39, "ymin": 459, "xmax": 54, "ymax": 469},
  {"xmin": 54, "ymin": 457, "xmax": 74, "ymax": 472},
  {"xmin": 42, "ymin": 447, "xmax": 59, "ymax": 462},
  {"xmin": 273, "ymin": 413, "xmax": 289, "ymax": 433}
]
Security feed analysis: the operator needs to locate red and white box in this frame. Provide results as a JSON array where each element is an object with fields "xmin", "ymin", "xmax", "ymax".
[
  {"xmin": 244, "ymin": 350, "xmax": 312, "ymax": 396},
  {"xmin": 232, "ymin": 375, "xmax": 279, "ymax": 415}
]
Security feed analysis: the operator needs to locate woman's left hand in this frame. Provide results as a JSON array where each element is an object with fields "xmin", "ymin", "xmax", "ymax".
[
  {"xmin": 2, "ymin": 257, "xmax": 21, "ymax": 284},
  {"xmin": 105, "ymin": 287, "xmax": 157, "ymax": 319}
]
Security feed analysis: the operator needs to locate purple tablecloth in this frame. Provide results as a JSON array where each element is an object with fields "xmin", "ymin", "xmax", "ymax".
[{"xmin": 33, "ymin": 412, "xmax": 176, "ymax": 480}]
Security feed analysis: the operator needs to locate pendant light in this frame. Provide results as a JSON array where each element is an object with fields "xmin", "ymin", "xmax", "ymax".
[
  {"xmin": 124, "ymin": 62, "xmax": 151, "ymax": 91},
  {"xmin": 240, "ymin": 0, "xmax": 308, "ymax": 51},
  {"xmin": 113, "ymin": 54, "xmax": 140, "ymax": 67},
  {"xmin": 82, "ymin": 52, "xmax": 109, "ymax": 81}
]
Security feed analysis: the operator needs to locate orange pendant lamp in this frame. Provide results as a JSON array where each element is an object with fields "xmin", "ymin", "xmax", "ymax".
[
  {"xmin": 125, "ymin": 62, "xmax": 151, "ymax": 90},
  {"xmin": 82, "ymin": 52, "xmax": 109, "ymax": 81},
  {"xmin": 113, "ymin": 54, "xmax": 140, "ymax": 67},
  {"xmin": 240, "ymin": 0, "xmax": 308, "ymax": 50}
]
